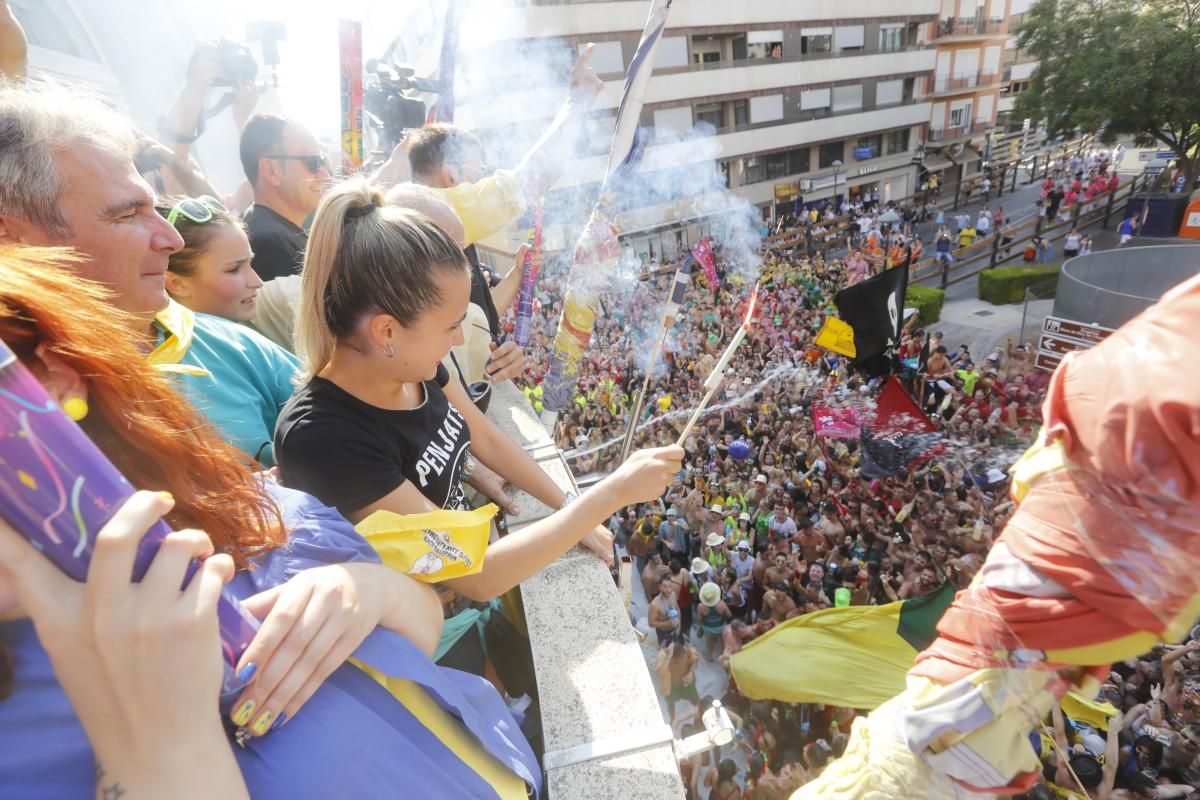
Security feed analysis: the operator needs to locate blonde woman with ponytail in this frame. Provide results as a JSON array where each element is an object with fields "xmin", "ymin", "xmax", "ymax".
[{"xmin": 275, "ymin": 179, "xmax": 684, "ymax": 605}]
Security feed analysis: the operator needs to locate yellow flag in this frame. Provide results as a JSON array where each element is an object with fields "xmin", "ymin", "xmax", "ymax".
[
  {"xmin": 1061, "ymin": 691, "xmax": 1117, "ymax": 731},
  {"xmin": 355, "ymin": 504, "xmax": 496, "ymax": 582},
  {"xmin": 815, "ymin": 316, "xmax": 857, "ymax": 358}
]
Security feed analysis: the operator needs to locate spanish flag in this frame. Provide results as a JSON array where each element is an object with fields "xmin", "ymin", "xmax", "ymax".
[{"xmin": 730, "ymin": 583, "xmax": 954, "ymax": 709}]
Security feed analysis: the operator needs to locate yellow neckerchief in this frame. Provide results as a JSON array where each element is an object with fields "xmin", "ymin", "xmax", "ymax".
[{"xmin": 147, "ymin": 299, "xmax": 211, "ymax": 377}]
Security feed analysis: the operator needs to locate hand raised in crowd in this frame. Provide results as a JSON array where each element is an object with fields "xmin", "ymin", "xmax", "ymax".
[
  {"xmin": 186, "ymin": 40, "xmax": 226, "ymax": 90},
  {"xmin": 568, "ymin": 43, "xmax": 604, "ymax": 107},
  {"xmin": 0, "ymin": 491, "xmax": 248, "ymax": 800}
]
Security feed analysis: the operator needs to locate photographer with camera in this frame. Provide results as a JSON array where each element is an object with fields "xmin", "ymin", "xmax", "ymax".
[{"xmin": 148, "ymin": 41, "xmax": 265, "ymax": 199}]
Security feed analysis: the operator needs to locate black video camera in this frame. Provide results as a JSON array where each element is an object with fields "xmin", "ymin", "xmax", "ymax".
[{"xmin": 363, "ymin": 60, "xmax": 441, "ymax": 150}]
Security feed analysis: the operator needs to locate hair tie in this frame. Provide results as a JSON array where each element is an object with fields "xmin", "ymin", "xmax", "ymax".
[{"xmin": 344, "ymin": 202, "xmax": 377, "ymax": 221}]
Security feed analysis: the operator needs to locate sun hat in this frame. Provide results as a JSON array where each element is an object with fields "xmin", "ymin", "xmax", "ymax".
[
  {"xmin": 699, "ymin": 582, "xmax": 721, "ymax": 607},
  {"xmin": 706, "ymin": 532, "xmax": 726, "ymax": 547},
  {"xmin": 710, "ymin": 503, "xmax": 724, "ymax": 513},
  {"xmin": 690, "ymin": 557, "xmax": 711, "ymax": 575},
  {"xmin": 739, "ymin": 512, "xmax": 751, "ymax": 522},
  {"xmin": 755, "ymin": 474, "xmax": 768, "ymax": 484},
  {"xmin": 666, "ymin": 508, "xmax": 678, "ymax": 516},
  {"xmin": 736, "ymin": 540, "xmax": 751, "ymax": 551}
]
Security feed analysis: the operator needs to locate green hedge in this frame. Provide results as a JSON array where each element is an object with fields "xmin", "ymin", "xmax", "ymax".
[
  {"xmin": 978, "ymin": 263, "xmax": 1062, "ymax": 305},
  {"xmin": 906, "ymin": 285, "xmax": 946, "ymax": 326}
]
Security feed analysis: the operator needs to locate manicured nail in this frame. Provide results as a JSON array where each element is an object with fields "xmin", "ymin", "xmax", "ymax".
[
  {"xmin": 251, "ymin": 710, "xmax": 274, "ymax": 736},
  {"xmin": 231, "ymin": 699, "xmax": 256, "ymax": 727},
  {"xmin": 270, "ymin": 712, "xmax": 288, "ymax": 732},
  {"xmin": 236, "ymin": 662, "xmax": 257, "ymax": 683},
  {"xmin": 157, "ymin": 491, "xmax": 174, "ymax": 503}
]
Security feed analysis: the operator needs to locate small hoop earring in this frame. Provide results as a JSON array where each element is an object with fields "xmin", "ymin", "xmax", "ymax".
[
  {"xmin": 384, "ymin": 344, "xmax": 395, "ymax": 358},
  {"xmin": 62, "ymin": 396, "xmax": 89, "ymax": 422}
]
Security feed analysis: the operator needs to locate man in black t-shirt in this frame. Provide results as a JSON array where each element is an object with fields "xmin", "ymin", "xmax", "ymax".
[{"xmin": 239, "ymin": 114, "xmax": 331, "ymax": 281}]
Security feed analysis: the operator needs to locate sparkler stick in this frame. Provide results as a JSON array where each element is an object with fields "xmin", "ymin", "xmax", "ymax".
[
  {"xmin": 675, "ymin": 282, "xmax": 759, "ymax": 446},
  {"xmin": 619, "ymin": 262, "xmax": 692, "ymax": 462}
]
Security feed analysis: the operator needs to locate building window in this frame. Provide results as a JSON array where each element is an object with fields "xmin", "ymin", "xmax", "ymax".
[
  {"xmin": 733, "ymin": 99, "xmax": 749, "ymax": 127},
  {"xmin": 702, "ymin": 52, "xmax": 721, "ymax": 63},
  {"xmin": 695, "ymin": 103, "xmax": 723, "ymax": 130},
  {"xmin": 833, "ymin": 25, "xmax": 865, "ymax": 52},
  {"xmin": 741, "ymin": 157, "xmax": 764, "ymax": 185},
  {"xmin": 854, "ymin": 134, "xmax": 882, "ymax": 160},
  {"xmin": 765, "ymin": 152, "xmax": 790, "ymax": 179},
  {"xmin": 11, "ymin": 0, "xmax": 102, "ymax": 61},
  {"xmin": 949, "ymin": 105, "xmax": 971, "ymax": 128},
  {"xmin": 819, "ymin": 141, "xmax": 845, "ymax": 169},
  {"xmin": 879, "ymin": 26, "xmax": 905, "ymax": 53},
  {"xmin": 886, "ymin": 128, "xmax": 911, "ymax": 154},
  {"xmin": 800, "ymin": 34, "xmax": 832, "ymax": 55},
  {"xmin": 789, "ymin": 148, "xmax": 811, "ymax": 175}
]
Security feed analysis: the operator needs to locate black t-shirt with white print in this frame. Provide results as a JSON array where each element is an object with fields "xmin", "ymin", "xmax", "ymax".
[{"xmin": 274, "ymin": 363, "xmax": 470, "ymax": 516}]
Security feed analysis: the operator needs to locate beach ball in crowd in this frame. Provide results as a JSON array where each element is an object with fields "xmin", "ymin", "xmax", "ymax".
[{"xmin": 729, "ymin": 438, "xmax": 751, "ymax": 461}]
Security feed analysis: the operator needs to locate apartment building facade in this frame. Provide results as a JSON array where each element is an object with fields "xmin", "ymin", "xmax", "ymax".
[
  {"xmin": 459, "ymin": 0, "xmax": 942, "ymax": 260},
  {"xmin": 923, "ymin": 0, "xmax": 1011, "ymax": 179},
  {"xmin": 998, "ymin": 9, "xmax": 1038, "ymax": 129}
]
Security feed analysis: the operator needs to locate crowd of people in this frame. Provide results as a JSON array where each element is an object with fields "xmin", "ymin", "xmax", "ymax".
[
  {"xmin": 505, "ymin": 229, "xmax": 1199, "ymax": 798},
  {"xmin": 0, "ymin": 6, "xmax": 1195, "ymax": 798}
]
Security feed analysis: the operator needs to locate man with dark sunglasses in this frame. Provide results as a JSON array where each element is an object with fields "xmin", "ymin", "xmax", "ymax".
[{"xmin": 239, "ymin": 113, "xmax": 331, "ymax": 281}]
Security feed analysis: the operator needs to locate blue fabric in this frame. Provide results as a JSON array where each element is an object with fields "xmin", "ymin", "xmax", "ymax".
[
  {"xmin": 163, "ymin": 313, "xmax": 299, "ymax": 466},
  {"xmin": 0, "ymin": 483, "xmax": 540, "ymax": 800}
]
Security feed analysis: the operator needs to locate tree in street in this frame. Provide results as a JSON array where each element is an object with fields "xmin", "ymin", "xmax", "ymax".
[{"xmin": 1016, "ymin": 0, "xmax": 1200, "ymax": 188}]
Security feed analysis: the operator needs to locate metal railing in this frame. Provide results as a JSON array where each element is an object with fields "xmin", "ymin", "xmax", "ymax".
[
  {"xmin": 600, "ymin": 43, "xmax": 933, "ymax": 80},
  {"xmin": 928, "ymin": 122, "xmax": 989, "ymax": 142},
  {"xmin": 935, "ymin": 16, "xmax": 1006, "ymax": 38},
  {"xmin": 931, "ymin": 69, "xmax": 1001, "ymax": 93}
]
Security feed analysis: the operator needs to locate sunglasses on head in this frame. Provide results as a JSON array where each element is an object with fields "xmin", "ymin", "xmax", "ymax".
[
  {"xmin": 163, "ymin": 195, "xmax": 228, "ymax": 227},
  {"xmin": 266, "ymin": 154, "xmax": 330, "ymax": 174}
]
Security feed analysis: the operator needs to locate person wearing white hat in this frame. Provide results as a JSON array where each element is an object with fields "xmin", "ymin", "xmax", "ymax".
[
  {"xmin": 732, "ymin": 539, "xmax": 755, "ymax": 600},
  {"xmin": 696, "ymin": 581, "xmax": 731, "ymax": 661},
  {"xmin": 691, "ymin": 556, "xmax": 714, "ymax": 589},
  {"xmin": 703, "ymin": 531, "xmax": 729, "ymax": 572}
]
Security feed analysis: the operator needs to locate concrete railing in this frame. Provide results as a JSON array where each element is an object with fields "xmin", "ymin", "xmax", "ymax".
[
  {"xmin": 485, "ymin": 381, "xmax": 685, "ymax": 799},
  {"xmin": 1053, "ymin": 244, "xmax": 1200, "ymax": 328}
]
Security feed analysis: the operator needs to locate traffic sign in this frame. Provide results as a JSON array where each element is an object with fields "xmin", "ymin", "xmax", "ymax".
[
  {"xmin": 1034, "ymin": 351, "xmax": 1063, "ymax": 372},
  {"xmin": 1037, "ymin": 333, "xmax": 1088, "ymax": 357},
  {"xmin": 1042, "ymin": 316, "xmax": 1115, "ymax": 347}
]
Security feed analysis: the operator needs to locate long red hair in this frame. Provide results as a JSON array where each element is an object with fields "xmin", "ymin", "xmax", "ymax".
[{"xmin": 0, "ymin": 246, "xmax": 286, "ymax": 568}]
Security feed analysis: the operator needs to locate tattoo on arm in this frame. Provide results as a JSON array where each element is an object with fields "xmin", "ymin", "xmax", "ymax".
[{"xmin": 95, "ymin": 764, "xmax": 126, "ymax": 800}]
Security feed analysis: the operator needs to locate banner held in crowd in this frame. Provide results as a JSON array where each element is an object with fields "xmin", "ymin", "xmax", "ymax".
[
  {"xmin": 833, "ymin": 263, "xmax": 908, "ymax": 378},
  {"xmin": 541, "ymin": 0, "xmax": 674, "ymax": 416},
  {"xmin": 730, "ymin": 583, "xmax": 954, "ymax": 709},
  {"xmin": 814, "ymin": 316, "xmax": 857, "ymax": 358},
  {"xmin": 859, "ymin": 376, "xmax": 942, "ymax": 479}
]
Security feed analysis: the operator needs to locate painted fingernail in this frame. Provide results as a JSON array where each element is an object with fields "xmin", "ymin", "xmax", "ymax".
[
  {"xmin": 236, "ymin": 662, "xmax": 257, "ymax": 683},
  {"xmin": 270, "ymin": 712, "xmax": 288, "ymax": 732},
  {"xmin": 231, "ymin": 699, "xmax": 256, "ymax": 727},
  {"xmin": 157, "ymin": 491, "xmax": 174, "ymax": 503},
  {"xmin": 251, "ymin": 710, "xmax": 274, "ymax": 736}
]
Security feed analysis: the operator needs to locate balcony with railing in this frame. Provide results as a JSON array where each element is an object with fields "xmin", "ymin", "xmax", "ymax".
[
  {"xmin": 928, "ymin": 120, "xmax": 991, "ymax": 142},
  {"xmin": 931, "ymin": 69, "xmax": 1002, "ymax": 96},
  {"xmin": 642, "ymin": 43, "xmax": 933, "ymax": 79},
  {"xmin": 934, "ymin": 16, "xmax": 1007, "ymax": 39}
]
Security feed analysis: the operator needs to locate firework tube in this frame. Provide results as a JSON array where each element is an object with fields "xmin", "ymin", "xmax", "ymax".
[
  {"xmin": 513, "ymin": 204, "xmax": 543, "ymax": 348},
  {"xmin": 675, "ymin": 382, "xmax": 723, "ymax": 446},
  {"xmin": 618, "ymin": 261, "xmax": 693, "ymax": 462},
  {"xmin": 0, "ymin": 338, "xmax": 259, "ymax": 711}
]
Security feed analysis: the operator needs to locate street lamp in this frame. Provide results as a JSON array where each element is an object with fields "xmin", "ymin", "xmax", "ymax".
[{"xmin": 832, "ymin": 159, "xmax": 843, "ymax": 209}]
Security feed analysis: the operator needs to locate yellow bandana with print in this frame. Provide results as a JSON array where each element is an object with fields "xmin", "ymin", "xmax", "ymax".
[{"xmin": 148, "ymin": 300, "xmax": 211, "ymax": 377}]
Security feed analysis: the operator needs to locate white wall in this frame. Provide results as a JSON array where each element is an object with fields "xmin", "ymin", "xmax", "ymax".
[
  {"xmin": 657, "ymin": 37, "xmax": 690, "ymax": 69},
  {"xmin": 954, "ymin": 48, "xmax": 980, "ymax": 76}
]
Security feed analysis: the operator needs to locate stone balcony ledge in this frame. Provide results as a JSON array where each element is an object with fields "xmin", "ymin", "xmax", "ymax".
[{"xmin": 486, "ymin": 381, "xmax": 685, "ymax": 800}]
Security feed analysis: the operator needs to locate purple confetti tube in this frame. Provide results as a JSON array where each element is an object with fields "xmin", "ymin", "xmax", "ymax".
[{"xmin": 0, "ymin": 338, "xmax": 258, "ymax": 710}]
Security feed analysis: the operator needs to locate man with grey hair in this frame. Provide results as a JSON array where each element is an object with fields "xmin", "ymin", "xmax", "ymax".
[{"xmin": 0, "ymin": 81, "xmax": 299, "ymax": 465}]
